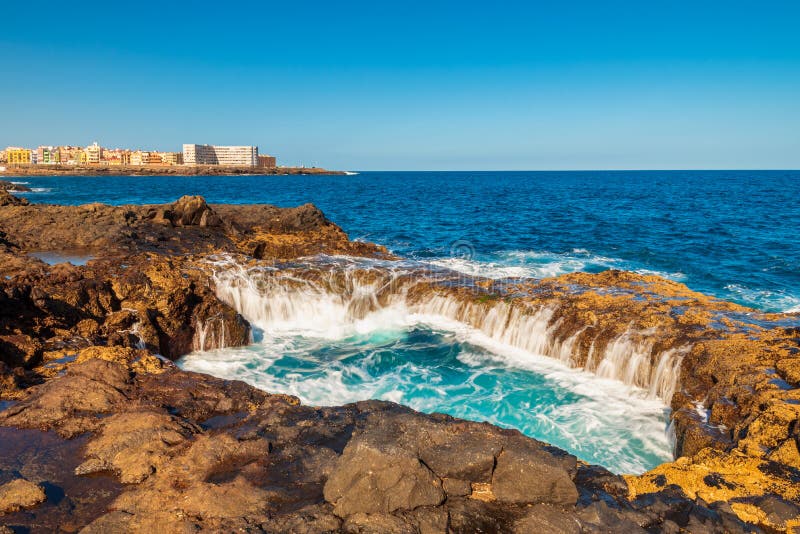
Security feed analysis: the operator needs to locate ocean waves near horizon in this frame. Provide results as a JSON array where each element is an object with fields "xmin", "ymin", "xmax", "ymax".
[{"xmin": 13, "ymin": 170, "xmax": 800, "ymax": 312}]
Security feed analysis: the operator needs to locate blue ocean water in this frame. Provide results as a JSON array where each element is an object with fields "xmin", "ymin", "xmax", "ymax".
[
  {"xmin": 15, "ymin": 170, "xmax": 800, "ymax": 312},
  {"xmin": 13, "ymin": 170, "xmax": 800, "ymax": 472}
]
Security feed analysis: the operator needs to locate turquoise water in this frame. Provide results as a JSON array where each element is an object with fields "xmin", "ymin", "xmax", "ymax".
[{"xmin": 180, "ymin": 322, "xmax": 673, "ymax": 474}]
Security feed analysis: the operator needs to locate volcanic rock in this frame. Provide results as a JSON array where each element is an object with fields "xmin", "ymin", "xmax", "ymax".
[
  {"xmin": 0, "ymin": 180, "xmax": 32, "ymax": 192},
  {"xmin": 492, "ymin": 447, "xmax": 579, "ymax": 505},
  {"xmin": 0, "ymin": 189, "xmax": 28, "ymax": 206},
  {"xmin": 0, "ymin": 478, "xmax": 46, "ymax": 515}
]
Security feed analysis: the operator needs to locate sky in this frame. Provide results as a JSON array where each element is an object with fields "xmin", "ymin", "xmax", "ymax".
[{"xmin": 1, "ymin": 0, "xmax": 799, "ymax": 170}]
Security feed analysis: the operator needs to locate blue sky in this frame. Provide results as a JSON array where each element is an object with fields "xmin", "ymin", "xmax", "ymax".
[{"xmin": 2, "ymin": 1, "xmax": 798, "ymax": 170}]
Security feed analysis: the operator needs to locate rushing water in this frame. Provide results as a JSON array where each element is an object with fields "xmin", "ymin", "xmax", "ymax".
[
  {"xmin": 177, "ymin": 257, "xmax": 675, "ymax": 474},
  {"xmin": 14, "ymin": 170, "xmax": 800, "ymax": 473}
]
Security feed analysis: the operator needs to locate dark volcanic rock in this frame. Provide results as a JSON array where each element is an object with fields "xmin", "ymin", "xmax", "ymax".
[
  {"xmin": 492, "ymin": 446, "xmax": 579, "ymax": 505},
  {"xmin": 0, "ymin": 180, "xmax": 31, "ymax": 192},
  {"xmin": 0, "ymin": 189, "xmax": 28, "ymax": 206},
  {"xmin": 153, "ymin": 195, "xmax": 223, "ymax": 227},
  {"xmin": 323, "ymin": 437, "xmax": 446, "ymax": 516}
]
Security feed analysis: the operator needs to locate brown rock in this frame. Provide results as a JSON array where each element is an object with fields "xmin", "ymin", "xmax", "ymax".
[
  {"xmin": 75, "ymin": 411, "xmax": 196, "ymax": 483},
  {"xmin": 442, "ymin": 477, "xmax": 472, "ymax": 497},
  {"xmin": 0, "ymin": 180, "xmax": 31, "ymax": 192},
  {"xmin": 342, "ymin": 512, "xmax": 417, "ymax": 534},
  {"xmin": 0, "ymin": 189, "xmax": 29, "ymax": 206},
  {"xmin": 0, "ymin": 334, "xmax": 43, "ymax": 367},
  {"xmin": 491, "ymin": 447, "xmax": 579, "ymax": 505},
  {"xmin": 0, "ymin": 478, "xmax": 46, "ymax": 514},
  {"xmin": 0, "ymin": 359, "xmax": 129, "ymax": 435},
  {"xmin": 170, "ymin": 195, "xmax": 222, "ymax": 227},
  {"xmin": 776, "ymin": 357, "xmax": 800, "ymax": 385},
  {"xmin": 513, "ymin": 504, "xmax": 582, "ymax": 534},
  {"xmin": 324, "ymin": 440, "xmax": 445, "ymax": 517}
]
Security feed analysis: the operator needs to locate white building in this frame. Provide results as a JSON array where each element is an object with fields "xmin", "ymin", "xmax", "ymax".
[
  {"xmin": 182, "ymin": 144, "xmax": 258, "ymax": 167},
  {"xmin": 85, "ymin": 142, "xmax": 102, "ymax": 164}
]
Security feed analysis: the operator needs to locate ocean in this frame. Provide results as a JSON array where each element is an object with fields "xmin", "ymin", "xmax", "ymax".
[{"xmin": 14, "ymin": 170, "xmax": 800, "ymax": 473}]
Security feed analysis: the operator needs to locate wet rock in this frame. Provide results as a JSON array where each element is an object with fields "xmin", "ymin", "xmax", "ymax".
[
  {"xmin": 1, "ymin": 194, "xmax": 799, "ymax": 531},
  {"xmin": 0, "ymin": 180, "xmax": 32, "ymax": 192},
  {"xmin": 751, "ymin": 494, "xmax": 800, "ymax": 531},
  {"xmin": 0, "ymin": 361, "xmax": 24, "ymax": 397},
  {"xmin": 0, "ymin": 478, "xmax": 46, "ymax": 514},
  {"xmin": 74, "ymin": 345, "xmax": 142, "ymax": 366},
  {"xmin": 576, "ymin": 500, "xmax": 648, "ymax": 533}
]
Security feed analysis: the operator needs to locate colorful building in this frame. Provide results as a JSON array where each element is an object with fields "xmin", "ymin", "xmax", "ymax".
[
  {"xmin": 6, "ymin": 147, "xmax": 32, "ymax": 165},
  {"xmin": 37, "ymin": 146, "xmax": 60, "ymax": 164},
  {"xmin": 58, "ymin": 146, "xmax": 83, "ymax": 165},
  {"xmin": 102, "ymin": 149, "xmax": 131, "ymax": 166}
]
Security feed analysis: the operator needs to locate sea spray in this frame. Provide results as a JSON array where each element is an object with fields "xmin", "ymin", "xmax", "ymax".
[{"xmin": 207, "ymin": 256, "xmax": 687, "ymax": 403}]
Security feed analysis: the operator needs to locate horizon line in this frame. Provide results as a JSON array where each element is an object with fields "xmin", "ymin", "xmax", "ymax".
[{"xmin": 347, "ymin": 168, "xmax": 800, "ymax": 172}]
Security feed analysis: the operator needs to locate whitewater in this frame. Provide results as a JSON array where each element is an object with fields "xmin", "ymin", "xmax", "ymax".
[{"xmin": 179, "ymin": 256, "xmax": 678, "ymax": 474}]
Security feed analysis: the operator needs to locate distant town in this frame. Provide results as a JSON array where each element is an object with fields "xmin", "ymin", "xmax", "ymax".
[{"xmin": 0, "ymin": 143, "xmax": 277, "ymax": 169}]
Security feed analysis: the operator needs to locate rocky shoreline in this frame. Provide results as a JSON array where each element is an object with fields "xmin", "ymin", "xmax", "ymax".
[
  {"xmin": 0, "ymin": 165, "xmax": 346, "ymax": 177},
  {"xmin": 0, "ymin": 192, "xmax": 798, "ymax": 532}
]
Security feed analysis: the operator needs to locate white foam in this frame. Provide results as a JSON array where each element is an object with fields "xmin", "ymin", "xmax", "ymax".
[
  {"xmin": 724, "ymin": 283, "xmax": 800, "ymax": 313},
  {"xmin": 207, "ymin": 259, "xmax": 685, "ymax": 403},
  {"xmin": 428, "ymin": 250, "xmax": 686, "ymax": 281},
  {"xmin": 17, "ymin": 187, "xmax": 53, "ymax": 193}
]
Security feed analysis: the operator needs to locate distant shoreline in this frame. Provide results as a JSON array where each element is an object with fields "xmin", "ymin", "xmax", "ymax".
[{"xmin": 0, "ymin": 164, "xmax": 346, "ymax": 177}]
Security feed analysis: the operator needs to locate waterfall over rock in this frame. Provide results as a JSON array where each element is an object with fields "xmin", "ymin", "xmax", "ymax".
[{"xmin": 207, "ymin": 257, "xmax": 688, "ymax": 403}]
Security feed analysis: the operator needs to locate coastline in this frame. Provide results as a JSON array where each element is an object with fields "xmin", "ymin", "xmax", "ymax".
[
  {"xmin": 0, "ymin": 192, "xmax": 798, "ymax": 531},
  {"xmin": 0, "ymin": 164, "xmax": 347, "ymax": 177}
]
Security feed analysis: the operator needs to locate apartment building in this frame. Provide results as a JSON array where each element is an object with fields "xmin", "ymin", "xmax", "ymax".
[
  {"xmin": 130, "ymin": 151, "xmax": 148, "ymax": 166},
  {"xmin": 37, "ymin": 146, "xmax": 60, "ymax": 164},
  {"xmin": 58, "ymin": 146, "xmax": 83, "ymax": 165},
  {"xmin": 6, "ymin": 147, "xmax": 31, "ymax": 164},
  {"xmin": 159, "ymin": 152, "xmax": 184, "ymax": 165},
  {"xmin": 85, "ymin": 142, "xmax": 102, "ymax": 164},
  {"xmin": 183, "ymin": 144, "xmax": 258, "ymax": 166}
]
